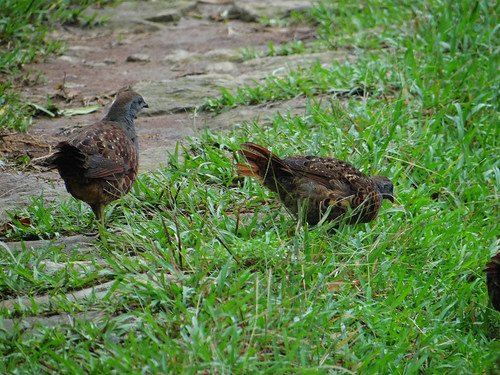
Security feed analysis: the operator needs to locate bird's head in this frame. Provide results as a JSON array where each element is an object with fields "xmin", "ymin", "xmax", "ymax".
[
  {"xmin": 104, "ymin": 91, "xmax": 149, "ymax": 123},
  {"xmin": 370, "ymin": 175, "xmax": 394, "ymax": 203}
]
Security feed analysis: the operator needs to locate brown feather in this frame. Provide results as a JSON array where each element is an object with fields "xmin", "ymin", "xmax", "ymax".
[
  {"xmin": 484, "ymin": 253, "xmax": 500, "ymax": 312},
  {"xmin": 51, "ymin": 91, "xmax": 148, "ymax": 224},
  {"xmin": 237, "ymin": 142, "xmax": 394, "ymax": 226}
]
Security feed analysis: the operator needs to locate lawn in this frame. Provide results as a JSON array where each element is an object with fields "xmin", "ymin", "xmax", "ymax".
[{"xmin": 1, "ymin": 0, "xmax": 499, "ymax": 373}]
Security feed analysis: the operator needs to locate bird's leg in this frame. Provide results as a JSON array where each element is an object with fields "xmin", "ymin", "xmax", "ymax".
[
  {"xmin": 90, "ymin": 203, "xmax": 106, "ymax": 227},
  {"xmin": 95, "ymin": 204, "xmax": 107, "ymax": 241},
  {"xmin": 99, "ymin": 206, "xmax": 105, "ymax": 228},
  {"xmin": 84, "ymin": 203, "xmax": 105, "ymax": 238}
]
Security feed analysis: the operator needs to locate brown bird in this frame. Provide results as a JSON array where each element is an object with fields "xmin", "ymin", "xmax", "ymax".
[
  {"xmin": 484, "ymin": 253, "xmax": 500, "ymax": 312},
  {"xmin": 236, "ymin": 142, "xmax": 394, "ymax": 226},
  {"xmin": 51, "ymin": 91, "xmax": 148, "ymax": 225}
]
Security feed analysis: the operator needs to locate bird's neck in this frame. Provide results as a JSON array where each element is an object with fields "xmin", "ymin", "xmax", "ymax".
[
  {"xmin": 103, "ymin": 114, "xmax": 138, "ymax": 148},
  {"xmin": 122, "ymin": 119, "xmax": 139, "ymax": 149}
]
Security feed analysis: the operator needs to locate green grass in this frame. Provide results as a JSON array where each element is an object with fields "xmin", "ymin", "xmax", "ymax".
[
  {"xmin": 0, "ymin": 0, "xmax": 112, "ymax": 132},
  {"xmin": 1, "ymin": 0, "xmax": 500, "ymax": 373}
]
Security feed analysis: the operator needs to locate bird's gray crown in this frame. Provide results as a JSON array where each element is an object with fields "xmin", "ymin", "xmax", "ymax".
[{"xmin": 370, "ymin": 175, "xmax": 394, "ymax": 202}]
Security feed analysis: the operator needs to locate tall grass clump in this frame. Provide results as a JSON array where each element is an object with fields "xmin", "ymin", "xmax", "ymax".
[{"xmin": 0, "ymin": 0, "xmax": 113, "ymax": 131}]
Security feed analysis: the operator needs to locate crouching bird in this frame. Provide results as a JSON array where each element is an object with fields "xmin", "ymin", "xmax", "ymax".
[
  {"xmin": 484, "ymin": 253, "xmax": 500, "ymax": 312},
  {"xmin": 51, "ymin": 91, "xmax": 148, "ymax": 226},
  {"xmin": 236, "ymin": 142, "xmax": 394, "ymax": 226}
]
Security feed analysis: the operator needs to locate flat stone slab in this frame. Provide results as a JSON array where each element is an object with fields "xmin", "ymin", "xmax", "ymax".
[
  {"xmin": 0, "ymin": 311, "xmax": 106, "ymax": 335},
  {"xmin": 0, "ymin": 272, "xmax": 184, "ymax": 312},
  {"xmin": 0, "ymin": 235, "xmax": 96, "ymax": 256},
  {"xmin": 0, "ymin": 170, "xmax": 63, "ymax": 222}
]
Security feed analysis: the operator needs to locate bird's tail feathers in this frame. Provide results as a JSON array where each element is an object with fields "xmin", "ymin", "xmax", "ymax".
[
  {"xmin": 50, "ymin": 141, "xmax": 86, "ymax": 171},
  {"xmin": 236, "ymin": 142, "xmax": 293, "ymax": 183}
]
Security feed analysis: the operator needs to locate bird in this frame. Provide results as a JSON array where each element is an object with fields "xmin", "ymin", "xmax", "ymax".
[
  {"xmin": 484, "ymin": 252, "xmax": 500, "ymax": 312},
  {"xmin": 51, "ymin": 91, "xmax": 148, "ymax": 226},
  {"xmin": 236, "ymin": 142, "xmax": 394, "ymax": 226}
]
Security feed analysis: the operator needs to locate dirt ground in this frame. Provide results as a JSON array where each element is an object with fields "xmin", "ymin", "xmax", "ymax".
[{"xmin": 0, "ymin": 0, "xmax": 323, "ymax": 221}]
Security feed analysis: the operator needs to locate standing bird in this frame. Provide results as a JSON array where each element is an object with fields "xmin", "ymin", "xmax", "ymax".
[
  {"xmin": 51, "ymin": 91, "xmax": 148, "ymax": 225},
  {"xmin": 236, "ymin": 142, "xmax": 394, "ymax": 226},
  {"xmin": 484, "ymin": 253, "xmax": 500, "ymax": 312}
]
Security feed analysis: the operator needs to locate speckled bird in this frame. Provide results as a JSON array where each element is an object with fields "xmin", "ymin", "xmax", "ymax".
[
  {"xmin": 51, "ymin": 91, "xmax": 148, "ymax": 225},
  {"xmin": 484, "ymin": 253, "xmax": 500, "ymax": 312},
  {"xmin": 236, "ymin": 142, "xmax": 394, "ymax": 226}
]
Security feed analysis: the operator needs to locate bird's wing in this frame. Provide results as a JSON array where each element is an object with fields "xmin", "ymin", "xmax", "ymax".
[
  {"xmin": 284, "ymin": 155, "xmax": 381, "ymax": 220},
  {"xmin": 69, "ymin": 123, "xmax": 136, "ymax": 180},
  {"xmin": 283, "ymin": 155, "xmax": 374, "ymax": 192}
]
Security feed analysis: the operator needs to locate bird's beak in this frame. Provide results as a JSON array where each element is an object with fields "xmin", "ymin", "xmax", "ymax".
[
  {"xmin": 386, "ymin": 195, "xmax": 394, "ymax": 203},
  {"xmin": 143, "ymin": 103, "xmax": 149, "ymax": 108}
]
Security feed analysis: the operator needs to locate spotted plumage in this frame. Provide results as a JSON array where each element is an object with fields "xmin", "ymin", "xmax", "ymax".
[
  {"xmin": 236, "ymin": 142, "xmax": 394, "ymax": 226},
  {"xmin": 484, "ymin": 253, "xmax": 500, "ymax": 312},
  {"xmin": 51, "ymin": 91, "xmax": 148, "ymax": 225}
]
